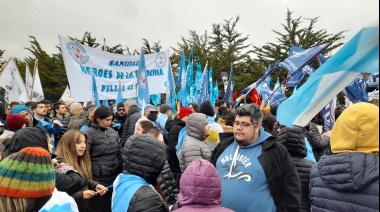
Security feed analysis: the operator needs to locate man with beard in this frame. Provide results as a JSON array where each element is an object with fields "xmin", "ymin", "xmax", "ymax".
[
  {"xmin": 32, "ymin": 102, "xmax": 51, "ymax": 123},
  {"xmin": 112, "ymin": 102, "xmax": 127, "ymax": 137},
  {"xmin": 210, "ymin": 103, "xmax": 301, "ymax": 212}
]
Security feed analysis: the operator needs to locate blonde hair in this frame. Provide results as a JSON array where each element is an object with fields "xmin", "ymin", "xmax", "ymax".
[
  {"xmin": 0, "ymin": 196, "xmax": 29, "ymax": 212},
  {"xmin": 56, "ymin": 130, "xmax": 92, "ymax": 180}
]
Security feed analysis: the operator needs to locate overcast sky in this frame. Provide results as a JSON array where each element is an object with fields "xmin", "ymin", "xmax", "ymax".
[{"xmin": 0, "ymin": 0, "xmax": 378, "ymax": 61}]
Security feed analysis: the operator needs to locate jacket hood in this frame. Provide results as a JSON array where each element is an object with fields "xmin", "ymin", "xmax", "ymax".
[
  {"xmin": 331, "ymin": 102, "xmax": 379, "ymax": 154},
  {"xmin": 186, "ymin": 113, "xmax": 207, "ymax": 141},
  {"xmin": 277, "ymin": 127, "xmax": 307, "ymax": 158},
  {"xmin": 317, "ymin": 153, "xmax": 379, "ymax": 192},
  {"xmin": 122, "ymin": 134, "xmax": 166, "ymax": 184},
  {"xmin": 178, "ymin": 159, "xmax": 222, "ymax": 206}
]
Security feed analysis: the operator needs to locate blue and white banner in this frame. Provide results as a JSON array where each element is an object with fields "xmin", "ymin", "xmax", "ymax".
[
  {"xmin": 280, "ymin": 44, "xmax": 330, "ymax": 87},
  {"xmin": 321, "ymin": 97, "xmax": 337, "ymax": 132},
  {"xmin": 277, "ymin": 23, "xmax": 379, "ymax": 127},
  {"xmin": 366, "ymin": 73, "xmax": 379, "ymax": 92},
  {"xmin": 344, "ymin": 74, "xmax": 369, "ymax": 102},
  {"xmin": 59, "ymin": 36, "xmax": 170, "ymax": 102}
]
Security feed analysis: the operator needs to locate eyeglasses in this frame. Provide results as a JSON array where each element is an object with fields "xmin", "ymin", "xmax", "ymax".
[
  {"xmin": 233, "ymin": 121, "xmax": 257, "ymax": 129},
  {"xmin": 118, "ymin": 109, "xmax": 125, "ymax": 112}
]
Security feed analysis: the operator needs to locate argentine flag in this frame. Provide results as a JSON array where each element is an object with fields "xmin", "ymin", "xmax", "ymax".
[{"xmin": 278, "ymin": 22, "xmax": 379, "ymax": 127}]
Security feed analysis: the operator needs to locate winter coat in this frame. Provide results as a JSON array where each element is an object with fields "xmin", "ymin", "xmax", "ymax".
[
  {"xmin": 167, "ymin": 117, "xmax": 186, "ymax": 174},
  {"xmin": 68, "ymin": 111, "xmax": 87, "ymax": 130},
  {"xmin": 84, "ymin": 122, "xmax": 122, "ymax": 186},
  {"xmin": 278, "ymin": 127, "xmax": 314, "ymax": 212},
  {"xmin": 112, "ymin": 112, "xmax": 127, "ymax": 137},
  {"xmin": 211, "ymin": 133, "xmax": 301, "ymax": 212},
  {"xmin": 175, "ymin": 159, "xmax": 233, "ymax": 212},
  {"xmin": 310, "ymin": 153, "xmax": 379, "ymax": 212},
  {"xmin": 304, "ymin": 122, "xmax": 330, "ymax": 161},
  {"xmin": 217, "ymin": 118, "xmax": 234, "ymax": 133},
  {"xmin": 157, "ymin": 160, "xmax": 179, "ymax": 206},
  {"xmin": 120, "ymin": 105, "xmax": 141, "ymax": 147},
  {"xmin": 178, "ymin": 113, "xmax": 211, "ymax": 172},
  {"xmin": 113, "ymin": 134, "xmax": 168, "ymax": 212}
]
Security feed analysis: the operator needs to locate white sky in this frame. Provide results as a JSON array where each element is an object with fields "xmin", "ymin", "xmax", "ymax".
[{"xmin": 0, "ymin": 0, "xmax": 378, "ymax": 60}]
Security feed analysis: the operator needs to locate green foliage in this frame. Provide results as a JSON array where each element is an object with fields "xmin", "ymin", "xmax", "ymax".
[{"xmin": 0, "ymin": 49, "xmax": 6, "ymax": 68}]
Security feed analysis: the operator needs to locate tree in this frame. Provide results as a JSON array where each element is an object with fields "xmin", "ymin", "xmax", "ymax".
[
  {"xmin": 253, "ymin": 9, "xmax": 345, "ymax": 81},
  {"xmin": 0, "ymin": 49, "xmax": 6, "ymax": 69}
]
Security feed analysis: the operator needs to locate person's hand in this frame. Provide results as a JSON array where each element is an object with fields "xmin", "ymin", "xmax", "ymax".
[
  {"xmin": 52, "ymin": 120, "xmax": 63, "ymax": 127},
  {"xmin": 95, "ymin": 184, "xmax": 108, "ymax": 196},
  {"xmin": 322, "ymin": 131, "xmax": 332, "ymax": 138},
  {"xmin": 112, "ymin": 123, "xmax": 121, "ymax": 129},
  {"xmin": 82, "ymin": 190, "xmax": 96, "ymax": 199}
]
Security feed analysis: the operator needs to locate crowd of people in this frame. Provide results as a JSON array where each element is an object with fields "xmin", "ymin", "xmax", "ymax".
[{"xmin": 0, "ymin": 96, "xmax": 378, "ymax": 212}]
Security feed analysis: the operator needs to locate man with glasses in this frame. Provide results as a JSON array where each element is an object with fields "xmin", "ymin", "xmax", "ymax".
[
  {"xmin": 112, "ymin": 102, "xmax": 127, "ymax": 137},
  {"xmin": 211, "ymin": 103, "xmax": 301, "ymax": 212}
]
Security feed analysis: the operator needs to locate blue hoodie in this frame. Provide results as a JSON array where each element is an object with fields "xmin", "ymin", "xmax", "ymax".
[{"xmin": 216, "ymin": 127, "xmax": 276, "ymax": 212}]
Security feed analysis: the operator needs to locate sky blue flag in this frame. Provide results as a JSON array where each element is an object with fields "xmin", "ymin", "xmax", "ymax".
[
  {"xmin": 277, "ymin": 23, "xmax": 379, "ymax": 127},
  {"xmin": 91, "ymin": 69, "xmax": 100, "ymax": 107},
  {"xmin": 137, "ymin": 50, "xmax": 150, "ymax": 109},
  {"xmin": 268, "ymin": 92, "xmax": 287, "ymax": 106},
  {"xmin": 150, "ymin": 94, "xmax": 161, "ymax": 106},
  {"xmin": 223, "ymin": 67, "xmax": 234, "ymax": 102},
  {"xmin": 195, "ymin": 58, "xmax": 203, "ymax": 86},
  {"xmin": 166, "ymin": 64, "xmax": 176, "ymax": 114},
  {"xmin": 344, "ymin": 74, "xmax": 369, "ymax": 102},
  {"xmin": 196, "ymin": 66, "xmax": 210, "ymax": 106},
  {"xmin": 321, "ymin": 97, "xmax": 337, "ymax": 132},
  {"xmin": 365, "ymin": 73, "xmax": 379, "ymax": 92},
  {"xmin": 213, "ymin": 81, "xmax": 219, "ymax": 107},
  {"xmin": 257, "ymin": 80, "xmax": 272, "ymax": 102},
  {"xmin": 208, "ymin": 67, "xmax": 213, "ymax": 104},
  {"xmin": 186, "ymin": 49, "xmax": 194, "ymax": 104},
  {"xmin": 317, "ymin": 54, "xmax": 328, "ymax": 66},
  {"xmin": 242, "ymin": 61, "xmax": 279, "ymax": 94},
  {"xmin": 177, "ymin": 52, "xmax": 186, "ymax": 88},
  {"xmin": 102, "ymin": 100, "xmax": 109, "ymax": 107},
  {"xmin": 280, "ymin": 44, "xmax": 331, "ymax": 87},
  {"xmin": 116, "ymin": 81, "xmax": 123, "ymax": 105}
]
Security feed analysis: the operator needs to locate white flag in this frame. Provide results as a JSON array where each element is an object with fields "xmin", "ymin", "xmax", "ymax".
[
  {"xmin": 60, "ymin": 85, "xmax": 72, "ymax": 100},
  {"xmin": 0, "ymin": 58, "xmax": 29, "ymax": 103},
  {"xmin": 32, "ymin": 59, "xmax": 44, "ymax": 101},
  {"xmin": 25, "ymin": 64, "xmax": 33, "ymax": 101}
]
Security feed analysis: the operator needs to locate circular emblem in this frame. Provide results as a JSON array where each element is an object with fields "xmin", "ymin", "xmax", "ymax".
[
  {"xmin": 66, "ymin": 42, "xmax": 89, "ymax": 64},
  {"xmin": 155, "ymin": 52, "xmax": 167, "ymax": 68},
  {"xmin": 139, "ymin": 71, "xmax": 146, "ymax": 89}
]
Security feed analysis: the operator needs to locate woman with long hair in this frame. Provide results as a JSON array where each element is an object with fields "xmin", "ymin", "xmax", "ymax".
[{"xmin": 55, "ymin": 130, "xmax": 107, "ymax": 212}]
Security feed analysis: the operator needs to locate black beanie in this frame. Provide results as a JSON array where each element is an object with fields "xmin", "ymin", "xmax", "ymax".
[
  {"xmin": 117, "ymin": 102, "xmax": 124, "ymax": 109},
  {"xmin": 199, "ymin": 100, "xmax": 215, "ymax": 117},
  {"xmin": 94, "ymin": 106, "xmax": 113, "ymax": 122}
]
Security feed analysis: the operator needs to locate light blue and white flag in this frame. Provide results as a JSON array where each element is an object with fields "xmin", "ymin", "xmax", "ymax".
[
  {"xmin": 223, "ymin": 67, "xmax": 234, "ymax": 102},
  {"xmin": 166, "ymin": 64, "xmax": 176, "ymax": 113},
  {"xmin": 277, "ymin": 22, "xmax": 379, "ymax": 127},
  {"xmin": 92, "ymin": 69, "xmax": 101, "ymax": 107},
  {"xmin": 274, "ymin": 78, "xmax": 282, "ymax": 94},
  {"xmin": 344, "ymin": 73, "xmax": 369, "ymax": 102},
  {"xmin": 241, "ymin": 62, "xmax": 279, "ymax": 94},
  {"xmin": 116, "ymin": 80, "xmax": 124, "ymax": 105},
  {"xmin": 366, "ymin": 72, "xmax": 379, "ymax": 92},
  {"xmin": 179, "ymin": 52, "xmax": 188, "ymax": 106},
  {"xmin": 137, "ymin": 50, "xmax": 150, "ymax": 109},
  {"xmin": 196, "ymin": 65, "xmax": 210, "ymax": 106}
]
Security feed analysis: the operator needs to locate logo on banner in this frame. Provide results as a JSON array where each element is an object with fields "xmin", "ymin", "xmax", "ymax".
[
  {"xmin": 67, "ymin": 42, "xmax": 89, "ymax": 64},
  {"xmin": 139, "ymin": 71, "xmax": 147, "ymax": 89},
  {"xmin": 155, "ymin": 52, "xmax": 167, "ymax": 68},
  {"xmin": 164, "ymin": 81, "xmax": 170, "ymax": 93},
  {"xmin": 302, "ymin": 65, "xmax": 314, "ymax": 76}
]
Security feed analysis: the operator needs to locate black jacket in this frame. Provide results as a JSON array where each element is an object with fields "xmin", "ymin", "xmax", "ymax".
[
  {"xmin": 120, "ymin": 105, "xmax": 141, "ymax": 147},
  {"xmin": 277, "ymin": 127, "xmax": 314, "ymax": 212},
  {"xmin": 211, "ymin": 132, "xmax": 301, "ymax": 212},
  {"xmin": 157, "ymin": 160, "xmax": 179, "ymax": 206},
  {"xmin": 304, "ymin": 122, "xmax": 331, "ymax": 161},
  {"xmin": 167, "ymin": 117, "xmax": 186, "ymax": 174},
  {"xmin": 85, "ymin": 122, "xmax": 122, "ymax": 186}
]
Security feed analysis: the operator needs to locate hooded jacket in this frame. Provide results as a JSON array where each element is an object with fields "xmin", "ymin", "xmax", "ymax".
[
  {"xmin": 278, "ymin": 127, "xmax": 314, "ymax": 212},
  {"xmin": 175, "ymin": 159, "xmax": 233, "ymax": 212},
  {"xmin": 112, "ymin": 134, "xmax": 168, "ymax": 212},
  {"xmin": 120, "ymin": 105, "xmax": 141, "ymax": 147},
  {"xmin": 178, "ymin": 113, "xmax": 211, "ymax": 172},
  {"xmin": 309, "ymin": 103, "xmax": 379, "ymax": 212}
]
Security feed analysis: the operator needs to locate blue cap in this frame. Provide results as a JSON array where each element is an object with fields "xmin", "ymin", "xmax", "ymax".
[{"xmin": 11, "ymin": 105, "xmax": 32, "ymax": 114}]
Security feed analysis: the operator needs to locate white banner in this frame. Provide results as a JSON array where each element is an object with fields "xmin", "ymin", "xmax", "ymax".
[
  {"xmin": 60, "ymin": 85, "xmax": 72, "ymax": 100},
  {"xmin": 25, "ymin": 64, "xmax": 33, "ymax": 100},
  {"xmin": 59, "ymin": 36, "xmax": 171, "ymax": 102},
  {"xmin": 32, "ymin": 59, "xmax": 44, "ymax": 101},
  {"xmin": 0, "ymin": 58, "xmax": 29, "ymax": 103}
]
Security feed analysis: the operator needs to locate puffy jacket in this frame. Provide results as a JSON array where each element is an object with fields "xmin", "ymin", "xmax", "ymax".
[
  {"xmin": 85, "ymin": 122, "xmax": 122, "ymax": 186},
  {"xmin": 175, "ymin": 159, "xmax": 233, "ymax": 212},
  {"xmin": 278, "ymin": 127, "xmax": 314, "ymax": 212},
  {"xmin": 120, "ymin": 105, "xmax": 141, "ymax": 147},
  {"xmin": 178, "ymin": 113, "xmax": 211, "ymax": 172},
  {"xmin": 310, "ymin": 153, "xmax": 379, "ymax": 212},
  {"xmin": 167, "ymin": 117, "xmax": 186, "ymax": 174},
  {"xmin": 114, "ymin": 134, "xmax": 168, "ymax": 212},
  {"xmin": 304, "ymin": 122, "xmax": 330, "ymax": 161},
  {"xmin": 157, "ymin": 160, "xmax": 179, "ymax": 206}
]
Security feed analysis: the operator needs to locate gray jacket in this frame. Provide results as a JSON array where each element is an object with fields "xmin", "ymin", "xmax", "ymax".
[{"xmin": 178, "ymin": 113, "xmax": 211, "ymax": 172}]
